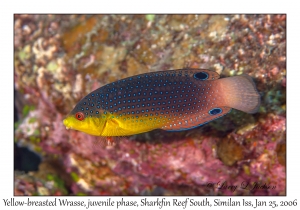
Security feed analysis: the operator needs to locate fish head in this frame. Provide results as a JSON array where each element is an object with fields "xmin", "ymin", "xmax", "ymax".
[{"xmin": 63, "ymin": 98, "xmax": 107, "ymax": 136}]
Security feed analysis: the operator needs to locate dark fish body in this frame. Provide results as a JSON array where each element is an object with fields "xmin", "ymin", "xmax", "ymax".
[{"xmin": 63, "ymin": 69, "xmax": 260, "ymax": 136}]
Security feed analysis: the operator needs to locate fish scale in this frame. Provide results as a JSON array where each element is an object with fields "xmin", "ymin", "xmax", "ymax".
[{"xmin": 63, "ymin": 68, "xmax": 260, "ymax": 137}]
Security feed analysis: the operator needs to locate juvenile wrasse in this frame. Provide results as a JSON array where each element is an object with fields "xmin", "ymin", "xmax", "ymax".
[{"xmin": 63, "ymin": 69, "xmax": 260, "ymax": 137}]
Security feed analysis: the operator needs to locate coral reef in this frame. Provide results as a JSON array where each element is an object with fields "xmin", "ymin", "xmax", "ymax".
[{"xmin": 14, "ymin": 14, "xmax": 286, "ymax": 195}]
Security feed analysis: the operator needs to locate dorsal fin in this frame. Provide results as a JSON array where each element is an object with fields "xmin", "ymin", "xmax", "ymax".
[{"xmin": 182, "ymin": 68, "xmax": 220, "ymax": 80}]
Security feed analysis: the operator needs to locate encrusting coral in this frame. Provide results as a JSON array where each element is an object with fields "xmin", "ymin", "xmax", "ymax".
[{"xmin": 14, "ymin": 14, "xmax": 286, "ymax": 195}]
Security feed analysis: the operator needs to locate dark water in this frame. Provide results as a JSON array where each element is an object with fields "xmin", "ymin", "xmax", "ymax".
[{"xmin": 14, "ymin": 95, "xmax": 41, "ymax": 173}]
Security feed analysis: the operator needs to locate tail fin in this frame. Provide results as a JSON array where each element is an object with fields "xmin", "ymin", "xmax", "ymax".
[{"xmin": 220, "ymin": 75, "xmax": 260, "ymax": 113}]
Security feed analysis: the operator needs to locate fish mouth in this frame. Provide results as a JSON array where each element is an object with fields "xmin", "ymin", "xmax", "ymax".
[{"xmin": 63, "ymin": 119, "xmax": 71, "ymax": 130}]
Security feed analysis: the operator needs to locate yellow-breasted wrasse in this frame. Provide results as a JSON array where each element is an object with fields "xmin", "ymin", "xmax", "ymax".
[{"xmin": 63, "ymin": 69, "xmax": 260, "ymax": 137}]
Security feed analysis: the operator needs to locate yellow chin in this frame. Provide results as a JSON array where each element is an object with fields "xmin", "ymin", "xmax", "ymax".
[
  {"xmin": 63, "ymin": 116, "xmax": 104, "ymax": 136},
  {"xmin": 63, "ymin": 112, "xmax": 168, "ymax": 137}
]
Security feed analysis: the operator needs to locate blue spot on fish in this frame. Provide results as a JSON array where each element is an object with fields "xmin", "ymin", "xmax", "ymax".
[
  {"xmin": 194, "ymin": 72, "xmax": 208, "ymax": 80},
  {"xmin": 209, "ymin": 108, "xmax": 222, "ymax": 115}
]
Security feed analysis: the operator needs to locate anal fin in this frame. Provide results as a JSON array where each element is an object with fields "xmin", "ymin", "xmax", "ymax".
[{"xmin": 162, "ymin": 106, "xmax": 231, "ymax": 132}]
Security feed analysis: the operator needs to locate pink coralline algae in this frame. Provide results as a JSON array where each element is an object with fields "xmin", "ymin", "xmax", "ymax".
[{"xmin": 14, "ymin": 14, "xmax": 285, "ymax": 195}]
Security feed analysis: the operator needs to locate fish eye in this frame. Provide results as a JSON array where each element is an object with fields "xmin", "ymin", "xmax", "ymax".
[{"xmin": 75, "ymin": 112, "xmax": 85, "ymax": 121}]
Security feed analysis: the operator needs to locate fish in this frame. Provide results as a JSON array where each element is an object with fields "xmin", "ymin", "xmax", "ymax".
[{"xmin": 63, "ymin": 68, "xmax": 260, "ymax": 139}]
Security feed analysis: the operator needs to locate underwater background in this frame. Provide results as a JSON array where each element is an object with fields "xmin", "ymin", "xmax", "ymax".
[{"xmin": 14, "ymin": 14, "xmax": 286, "ymax": 195}]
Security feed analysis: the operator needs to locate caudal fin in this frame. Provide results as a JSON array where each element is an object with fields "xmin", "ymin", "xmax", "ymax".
[{"xmin": 220, "ymin": 75, "xmax": 260, "ymax": 113}]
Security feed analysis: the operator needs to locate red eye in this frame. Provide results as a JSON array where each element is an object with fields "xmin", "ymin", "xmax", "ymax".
[{"xmin": 75, "ymin": 112, "xmax": 84, "ymax": 121}]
